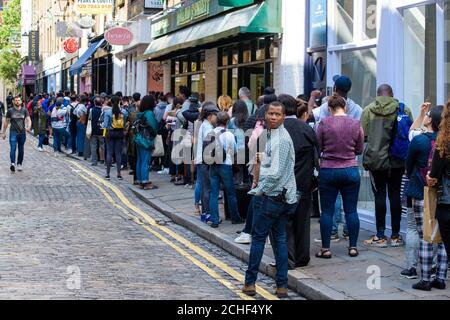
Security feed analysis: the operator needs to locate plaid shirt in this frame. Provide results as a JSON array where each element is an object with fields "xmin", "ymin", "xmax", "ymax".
[{"xmin": 249, "ymin": 124, "xmax": 298, "ymax": 204}]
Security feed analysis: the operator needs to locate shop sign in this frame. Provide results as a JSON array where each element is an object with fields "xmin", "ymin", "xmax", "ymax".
[
  {"xmin": 63, "ymin": 38, "xmax": 79, "ymax": 54},
  {"xmin": 309, "ymin": 0, "xmax": 327, "ymax": 48},
  {"xmin": 78, "ymin": 16, "xmax": 96, "ymax": 29},
  {"xmin": 28, "ymin": 31, "xmax": 40, "ymax": 62},
  {"xmin": 105, "ymin": 27, "xmax": 133, "ymax": 45},
  {"xmin": 75, "ymin": 0, "xmax": 114, "ymax": 15},
  {"xmin": 57, "ymin": 21, "xmax": 83, "ymax": 38},
  {"xmin": 151, "ymin": 0, "xmax": 255, "ymax": 38},
  {"xmin": 144, "ymin": 0, "xmax": 163, "ymax": 9}
]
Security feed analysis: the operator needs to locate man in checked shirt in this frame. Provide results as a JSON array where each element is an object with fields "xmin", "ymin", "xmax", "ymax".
[{"xmin": 242, "ymin": 101, "xmax": 298, "ymax": 299}]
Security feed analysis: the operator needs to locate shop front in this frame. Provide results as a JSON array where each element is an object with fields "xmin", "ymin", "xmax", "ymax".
[
  {"xmin": 305, "ymin": 0, "xmax": 450, "ymax": 234},
  {"xmin": 20, "ymin": 65, "xmax": 36, "ymax": 97},
  {"xmin": 144, "ymin": 0, "xmax": 281, "ymax": 101}
]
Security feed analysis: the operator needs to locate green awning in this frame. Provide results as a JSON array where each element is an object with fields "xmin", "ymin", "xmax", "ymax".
[{"xmin": 144, "ymin": 1, "xmax": 281, "ymax": 60}]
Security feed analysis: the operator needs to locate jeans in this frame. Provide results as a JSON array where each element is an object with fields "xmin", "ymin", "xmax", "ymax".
[
  {"xmin": 53, "ymin": 127, "xmax": 72, "ymax": 153},
  {"xmin": 370, "ymin": 168, "xmax": 404, "ymax": 238},
  {"xmin": 106, "ymin": 136, "xmax": 124, "ymax": 176},
  {"xmin": 405, "ymin": 200, "xmax": 419, "ymax": 270},
  {"xmin": 136, "ymin": 145, "xmax": 151, "ymax": 184},
  {"xmin": 319, "ymin": 167, "xmax": 361, "ymax": 249},
  {"xmin": 199, "ymin": 164, "xmax": 211, "ymax": 215},
  {"xmin": 242, "ymin": 196, "xmax": 254, "ymax": 234},
  {"xmin": 76, "ymin": 121, "xmax": 86, "ymax": 154},
  {"xmin": 209, "ymin": 165, "xmax": 241, "ymax": 224},
  {"xmin": 287, "ymin": 192, "xmax": 311, "ymax": 268},
  {"xmin": 245, "ymin": 195, "xmax": 296, "ymax": 288},
  {"xmin": 195, "ymin": 169, "xmax": 202, "ymax": 205},
  {"xmin": 90, "ymin": 135, "xmax": 105, "ymax": 164},
  {"xmin": 70, "ymin": 122, "xmax": 77, "ymax": 152},
  {"xmin": 437, "ymin": 204, "xmax": 450, "ymax": 258},
  {"xmin": 9, "ymin": 132, "xmax": 26, "ymax": 165},
  {"xmin": 37, "ymin": 134, "xmax": 46, "ymax": 148},
  {"xmin": 332, "ymin": 193, "xmax": 348, "ymax": 235}
]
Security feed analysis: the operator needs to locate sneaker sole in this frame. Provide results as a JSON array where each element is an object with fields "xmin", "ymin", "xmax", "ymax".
[
  {"xmin": 364, "ymin": 242, "xmax": 388, "ymax": 248},
  {"xmin": 400, "ymin": 274, "xmax": 418, "ymax": 280}
]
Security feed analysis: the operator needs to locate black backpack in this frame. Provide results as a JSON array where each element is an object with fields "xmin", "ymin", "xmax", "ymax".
[
  {"xmin": 132, "ymin": 113, "xmax": 157, "ymax": 140},
  {"xmin": 70, "ymin": 104, "xmax": 79, "ymax": 123}
]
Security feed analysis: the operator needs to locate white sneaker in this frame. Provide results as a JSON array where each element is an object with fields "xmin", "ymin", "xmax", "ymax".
[
  {"xmin": 235, "ymin": 232, "xmax": 251, "ymax": 244},
  {"xmin": 17, "ymin": 164, "xmax": 23, "ymax": 172},
  {"xmin": 37, "ymin": 147, "xmax": 44, "ymax": 152},
  {"xmin": 65, "ymin": 149, "xmax": 73, "ymax": 155},
  {"xmin": 157, "ymin": 168, "xmax": 169, "ymax": 175},
  {"xmin": 54, "ymin": 152, "xmax": 60, "ymax": 157}
]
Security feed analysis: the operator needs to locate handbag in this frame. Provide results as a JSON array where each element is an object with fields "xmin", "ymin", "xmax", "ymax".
[
  {"xmin": 86, "ymin": 117, "xmax": 92, "ymax": 139},
  {"xmin": 152, "ymin": 134, "xmax": 165, "ymax": 157},
  {"xmin": 423, "ymin": 186, "xmax": 442, "ymax": 244}
]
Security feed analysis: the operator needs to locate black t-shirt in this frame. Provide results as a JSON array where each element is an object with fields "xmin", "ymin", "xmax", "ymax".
[{"xmin": 6, "ymin": 107, "xmax": 30, "ymax": 134}]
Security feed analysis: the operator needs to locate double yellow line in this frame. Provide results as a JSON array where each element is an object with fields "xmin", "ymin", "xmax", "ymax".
[{"xmin": 58, "ymin": 156, "xmax": 279, "ymax": 301}]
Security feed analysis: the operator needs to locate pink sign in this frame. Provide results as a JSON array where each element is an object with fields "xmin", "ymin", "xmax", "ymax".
[{"xmin": 105, "ymin": 27, "xmax": 133, "ymax": 45}]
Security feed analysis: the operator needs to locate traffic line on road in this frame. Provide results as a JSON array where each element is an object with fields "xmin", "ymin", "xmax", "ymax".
[
  {"xmin": 55, "ymin": 155, "xmax": 278, "ymax": 301},
  {"xmin": 74, "ymin": 172, "xmax": 254, "ymax": 301}
]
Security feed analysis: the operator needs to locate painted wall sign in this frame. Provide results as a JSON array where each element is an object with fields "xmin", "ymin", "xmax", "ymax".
[
  {"xmin": 75, "ymin": 0, "xmax": 114, "ymax": 15},
  {"xmin": 63, "ymin": 38, "xmax": 79, "ymax": 54},
  {"xmin": 105, "ymin": 27, "xmax": 133, "ymax": 45},
  {"xmin": 151, "ymin": 0, "xmax": 255, "ymax": 38},
  {"xmin": 309, "ymin": 0, "xmax": 327, "ymax": 48}
]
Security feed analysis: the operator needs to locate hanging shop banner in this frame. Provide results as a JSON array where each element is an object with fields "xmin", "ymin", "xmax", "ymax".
[
  {"xmin": 63, "ymin": 38, "xmax": 79, "ymax": 54},
  {"xmin": 218, "ymin": 0, "xmax": 253, "ymax": 7},
  {"xmin": 309, "ymin": 0, "xmax": 327, "ymax": 48},
  {"xmin": 78, "ymin": 16, "xmax": 96, "ymax": 29},
  {"xmin": 28, "ymin": 31, "xmax": 40, "ymax": 62},
  {"xmin": 56, "ymin": 21, "xmax": 83, "ymax": 38},
  {"xmin": 75, "ymin": 0, "xmax": 114, "ymax": 15},
  {"xmin": 105, "ymin": 27, "xmax": 133, "ymax": 45}
]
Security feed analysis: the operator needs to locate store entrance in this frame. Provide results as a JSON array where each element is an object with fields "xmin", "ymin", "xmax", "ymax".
[{"xmin": 242, "ymin": 65, "xmax": 265, "ymax": 102}]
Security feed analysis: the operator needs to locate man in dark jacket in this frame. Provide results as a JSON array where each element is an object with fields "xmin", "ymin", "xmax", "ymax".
[
  {"xmin": 279, "ymin": 94, "xmax": 319, "ymax": 269},
  {"xmin": 89, "ymin": 98, "xmax": 105, "ymax": 166}
]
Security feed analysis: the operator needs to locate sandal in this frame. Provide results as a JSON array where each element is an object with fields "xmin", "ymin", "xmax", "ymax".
[
  {"xmin": 315, "ymin": 249, "xmax": 332, "ymax": 259},
  {"xmin": 143, "ymin": 184, "xmax": 159, "ymax": 190},
  {"xmin": 348, "ymin": 247, "xmax": 359, "ymax": 257}
]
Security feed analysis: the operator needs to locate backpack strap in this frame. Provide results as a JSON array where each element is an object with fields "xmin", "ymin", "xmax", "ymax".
[{"xmin": 399, "ymin": 103, "xmax": 405, "ymax": 114}]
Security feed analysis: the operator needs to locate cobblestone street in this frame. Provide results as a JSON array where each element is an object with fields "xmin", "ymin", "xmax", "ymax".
[{"xmin": 0, "ymin": 136, "xmax": 302, "ymax": 300}]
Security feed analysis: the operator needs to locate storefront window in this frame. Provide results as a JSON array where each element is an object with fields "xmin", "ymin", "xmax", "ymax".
[
  {"xmin": 403, "ymin": 4, "xmax": 437, "ymax": 119},
  {"xmin": 171, "ymin": 52, "xmax": 206, "ymax": 96},
  {"xmin": 341, "ymin": 48, "xmax": 377, "ymax": 109},
  {"xmin": 337, "ymin": 0, "xmax": 354, "ymax": 44}
]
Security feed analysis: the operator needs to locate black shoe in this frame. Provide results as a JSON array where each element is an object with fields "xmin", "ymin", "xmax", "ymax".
[
  {"xmin": 232, "ymin": 219, "xmax": 245, "ymax": 225},
  {"xmin": 211, "ymin": 223, "xmax": 219, "ymax": 229},
  {"xmin": 129, "ymin": 171, "xmax": 134, "ymax": 175},
  {"xmin": 431, "ymin": 279, "xmax": 446, "ymax": 290},
  {"xmin": 174, "ymin": 179, "xmax": 186, "ymax": 186},
  {"xmin": 105, "ymin": 175, "xmax": 111, "ymax": 180},
  {"xmin": 412, "ymin": 280, "xmax": 431, "ymax": 291},
  {"xmin": 78, "ymin": 152, "xmax": 83, "ymax": 157},
  {"xmin": 401, "ymin": 268, "xmax": 418, "ymax": 279},
  {"xmin": 117, "ymin": 176, "xmax": 123, "ymax": 181},
  {"xmin": 10, "ymin": 164, "xmax": 15, "ymax": 173}
]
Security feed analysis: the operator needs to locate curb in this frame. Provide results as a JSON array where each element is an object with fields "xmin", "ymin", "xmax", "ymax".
[{"xmin": 129, "ymin": 186, "xmax": 353, "ymax": 300}]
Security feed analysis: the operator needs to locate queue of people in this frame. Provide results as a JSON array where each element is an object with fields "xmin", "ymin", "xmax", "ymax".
[{"xmin": 2, "ymin": 78, "xmax": 449, "ymax": 298}]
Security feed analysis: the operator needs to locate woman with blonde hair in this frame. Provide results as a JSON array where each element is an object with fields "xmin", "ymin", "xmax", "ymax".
[
  {"xmin": 217, "ymin": 95, "xmax": 233, "ymax": 116},
  {"xmin": 427, "ymin": 100, "xmax": 450, "ymax": 261}
]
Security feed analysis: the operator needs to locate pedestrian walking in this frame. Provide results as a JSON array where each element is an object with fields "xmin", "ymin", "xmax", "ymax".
[
  {"xmin": 315, "ymin": 94, "xmax": 364, "ymax": 259},
  {"xmin": 362, "ymin": 84, "xmax": 414, "ymax": 247},
  {"xmin": 103, "ymin": 95, "xmax": 128, "ymax": 180},
  {"xmin": 243, "ymin": 101, "xmax": 298, "ymax": 299},
  {"xmin": 1, "ymin": 95, "xmax": 32, "ymax": 172},
  {"xmin": 33, "ymin": 99, "xmax": 48, "ymax": 152}
]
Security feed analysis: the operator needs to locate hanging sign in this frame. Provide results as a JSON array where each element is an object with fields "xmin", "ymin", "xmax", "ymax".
[
  {"xmin": 78, "ymin": 16, "xmax": 96, "ymax": 29},
  {"xmin": 105, "ymin": 27, "xmax": 133, "ymax": 45},
  {"xmin": 28, "ymin": 31, "xmax": 40, "ymax": 62},
  {"xmin": 75, "ymin": 0, "xmax": 114, "ymax": 15},
  {"xmin": 63, "ymin": 38, "xmax": 79, "ymax": 54}
]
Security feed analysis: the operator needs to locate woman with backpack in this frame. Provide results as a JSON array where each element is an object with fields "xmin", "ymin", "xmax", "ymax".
[
  {"xmin": 229, "ymin": 100, "xmax": 249, "ymax": 184},
  {"xmin": 427, "ymin": 101, "xmax": 450, "ymax": 260},
  {"xmin": 406, "ymin": 105, "xmax": 447, "ymax": 291},
  {"xmin": 134, "ymin": 95, "xmax": 158, "ymax": 190},
  {"xmin": 103, "ymin": 95, "xmax": 128, "ymax": 181}
]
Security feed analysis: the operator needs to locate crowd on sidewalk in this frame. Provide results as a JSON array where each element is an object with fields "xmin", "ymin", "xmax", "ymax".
[{"xmin": 1, "ymin": 76, "xmax": 449, "ymax": 298}]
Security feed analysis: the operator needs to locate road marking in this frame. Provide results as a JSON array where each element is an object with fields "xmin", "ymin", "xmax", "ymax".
[
  {"xmin": 75, "ymin": 173, "xmax": 253, "ymax": 301},
  {"xmin": 63, "ymin": 158, "xmax": 279, "ymax": 301}
]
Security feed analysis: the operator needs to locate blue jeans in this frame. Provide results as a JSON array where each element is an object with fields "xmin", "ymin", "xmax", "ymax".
[
  {"xmin": 76, "ymin": 121, "xmax": 86, "ymax": 154},
  {"xmin": 332, "ymin": 193, "xmax": 348, "ymax": 235},
  {"xmin": 37, "ymin": 134, "xmax": 46, "ymax": 148},
  {"xmin": 242, "ymin": 196, "xmax": 255, "ymax": 234},
  {"xmin": 209, "ymin": 165, "xmax": 242, "ymax": 224},
  {"xmin": 136, "ymin": 146, "xmax": 151, "ymax": 184},
  {"xmin": 195, "ymin": 168, "xmax": 202, "ymax": 205},
  {"xmin": 245, "ymin": 196, "xmax": 297, "ymax": 288},
  {"xmin": 199, "ymin": 164, "xmax": 211, "ymax": 215},
  {"xmin": 9, "ymin": 132, "xmax": 26, "ymax": 165},
  {"xmin": 319, "ymin": 167, "xmax": 361, "ymax": 248},
  {"xmin": 53, "ymin": 128, "xmax": 72, "ymax": 153}
]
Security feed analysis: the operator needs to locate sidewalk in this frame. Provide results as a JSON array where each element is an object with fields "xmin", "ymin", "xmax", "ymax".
[{"xmin": 68, "ymin": 153, "xmax": 450, "ymax": 300}]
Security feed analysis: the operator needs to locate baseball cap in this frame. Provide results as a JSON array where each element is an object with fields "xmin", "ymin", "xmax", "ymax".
[
  {"xmin": 202, "ymin": 102, "xmax": 220, "ymax": 115},
  {"xmin": 189, "ymin": 92, "xmax": 200, "ymax": 102},
  {"xmin": 333, "ymin": 75, "xmax": 352, "ymax": 93}
]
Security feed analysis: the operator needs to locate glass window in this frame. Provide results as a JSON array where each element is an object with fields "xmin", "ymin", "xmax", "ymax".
[
  {"xmin": 256, "ymin": 38, "xmax": 266, "ymax": 60},
  {"xmin": 231, "ymin": 68, "xmax": 238, "ymax": 99},
  {"xmin": 191, "ymin": 74, "xmax": 205, "ymax": 96},
  {"xmin": 341, "ymin": 48, "xmax": 377, "ymax": 109},
  {"xmin": 364, "ymin": 0, "xmax": 377, "ymax": 40},
  {"xmin": 232, "ymin": 48, "xmax": 239, "ymax": 65},
  {"xmin": 220, "ymin": 70, "xmax": 228, "ymax": 96},
  {"xmin": 403, "ymin": 4, "xmax": 437, "ymax": 119},
  {"xmin": 174, "ymin": 76, "xmax": 188, "ymax": 88},
  {"xmin": 337, "ymin": 0, "xmax": 354, "ymax": 44},
  {"xmin": 243, "ymin": 43, "xmax": 251, "ymax": 63}
]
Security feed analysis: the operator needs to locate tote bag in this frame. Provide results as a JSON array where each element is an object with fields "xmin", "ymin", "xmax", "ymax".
[
  {"xmin": 423, "ymin": 186, "xmax": 442, "ymax": 244},
  {"xmin": 151, "ymin": 135, "xmax": 165, "ymax": 157}
]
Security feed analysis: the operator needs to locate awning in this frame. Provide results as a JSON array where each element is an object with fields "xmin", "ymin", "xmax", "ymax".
[
  {"xmin": 69, "ymin": 39, "xmax": 106, "ymax": 76},
  {"xmin": 144, "ymin": 1, "xmax": 281, "ymax": 60},
  {"xmin": 21, "ymin": 65, "xmax": 36, "ymax": 85}
]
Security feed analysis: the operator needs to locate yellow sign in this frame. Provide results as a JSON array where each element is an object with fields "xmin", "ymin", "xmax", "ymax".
[{"xmin": 75, "ymin": 0, "xmax": 114, "ymax": 15}]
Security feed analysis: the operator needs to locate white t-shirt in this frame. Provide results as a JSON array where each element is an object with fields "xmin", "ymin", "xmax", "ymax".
[{"xmin": 214, "ymin": 127, "xmax": 236, "ymax": 166}]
